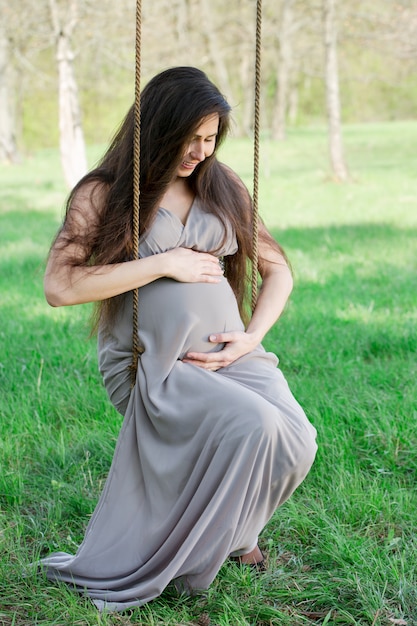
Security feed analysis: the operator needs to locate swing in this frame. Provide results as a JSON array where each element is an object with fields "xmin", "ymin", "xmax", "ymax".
[
  {"xmin": 38, "ymin": 6, "xmax": 318, "ymax": 607},
  {"xmin": 130, "ymin": 0, "xmax": 263, "ymax": 383}
]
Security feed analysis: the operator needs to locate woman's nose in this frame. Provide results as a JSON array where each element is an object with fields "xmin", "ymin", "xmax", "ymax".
[{"xmin": 190, "ymin": 141, "xmax": 205, "ymax": 161}]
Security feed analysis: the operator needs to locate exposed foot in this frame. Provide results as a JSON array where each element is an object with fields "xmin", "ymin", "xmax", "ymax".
[{"xmin": 230, "ymin": 545, "xmax": 267, "ymax": 571}]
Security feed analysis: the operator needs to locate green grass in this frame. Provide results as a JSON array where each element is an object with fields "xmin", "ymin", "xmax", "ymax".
[{"xmin": 1, "ymin": 122, "xmax": 416, "ymax": 625}]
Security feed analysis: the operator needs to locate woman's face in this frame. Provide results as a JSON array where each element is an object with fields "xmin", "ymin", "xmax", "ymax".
[{"xmin": 177, "ymin": 113, "xmax": 220, "ymax": 177}]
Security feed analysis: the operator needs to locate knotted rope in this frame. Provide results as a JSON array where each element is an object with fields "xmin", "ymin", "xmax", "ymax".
[
  {"xmin": 130, "ymin": 0, "xmax": 142, "ymax": 386},
  {"xmin": 130, "ymin": 0, "xmax": 263, "ymax": 383},
  {"xmin": 251, "ymin": 0, "xmax": 262, "ymax": 312}
]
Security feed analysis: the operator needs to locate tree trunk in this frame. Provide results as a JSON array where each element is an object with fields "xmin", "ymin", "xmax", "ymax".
[
  {"xmin": 288, "ymin": 79, "xmax": 299, "ymax": 124},
  {"xmin": 49, "ymin": 0, "xmax": 87, "ymax": 188},
  {"xmin": 199, "ymin": 0, "xmax": 233, "ymax": 108},
  {"xmin": 272, "ymin": 0, "xmax": 294, "ymax": 141},
  {"xmin": 56, "ymin": 31, "xmax": 88, "ymax": 188},
  {"xmin": 172, "ymin": 0, "xmax": 189, "ymax": 54},
  {"xmin": 0, "ymin": 23, "xmax": 19, "ymax": 163},
  {"xmin": 323, "ymin": 0, "xmax": 349, "ymax": 181},
  {"xmin": 239, "ymin": 49, "xmax": 254, "ymax": 137}
]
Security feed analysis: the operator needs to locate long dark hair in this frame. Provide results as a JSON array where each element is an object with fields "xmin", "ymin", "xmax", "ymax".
[{"xmin": 54, "ymin": 66, "xmax": 277, "ymax": 330}]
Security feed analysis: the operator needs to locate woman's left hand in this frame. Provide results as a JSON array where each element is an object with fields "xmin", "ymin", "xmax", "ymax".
[{"xmin": 182, "ymin": 331, "xmax": 259, "ymax": 371}]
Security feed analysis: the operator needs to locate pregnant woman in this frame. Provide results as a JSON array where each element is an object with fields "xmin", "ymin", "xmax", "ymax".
[{"xmin": 40, "ymin": 66, "xmax": 317, "ymax": 611}]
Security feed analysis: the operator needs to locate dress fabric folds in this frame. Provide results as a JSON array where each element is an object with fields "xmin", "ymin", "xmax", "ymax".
[{"xmin": 40, "ymin": 199, "xmax": 317, "ymax": 611}]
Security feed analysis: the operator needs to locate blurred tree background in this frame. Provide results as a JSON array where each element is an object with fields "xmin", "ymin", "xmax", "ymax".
[{"xmin": 1, "ymin": 0, "xmax": 416, "ymax": 173}]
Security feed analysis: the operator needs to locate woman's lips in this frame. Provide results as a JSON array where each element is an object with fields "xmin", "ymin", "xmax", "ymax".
[{"xmin": 181, "ymin": 161, "xmax": 197, "ymax": 169}]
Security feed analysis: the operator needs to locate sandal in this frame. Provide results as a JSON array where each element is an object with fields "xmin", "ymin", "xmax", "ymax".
[{"xmin": 250, "ymin": 555, "xmax": 267, "ymax": 572}]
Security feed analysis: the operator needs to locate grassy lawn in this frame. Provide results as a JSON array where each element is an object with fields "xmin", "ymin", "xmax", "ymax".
[{"xmin": 1, "ymin": 122, "xmax": 416, "ymax": 625}]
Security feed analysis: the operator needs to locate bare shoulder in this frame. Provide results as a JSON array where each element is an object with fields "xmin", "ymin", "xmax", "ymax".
[
  {"xmin": 66, "ymin": 180, "xmax": 109, "ymax": 231},
  {"xmin": 51, "ymin": 180, "xmax": 109, "ymax": 255}
]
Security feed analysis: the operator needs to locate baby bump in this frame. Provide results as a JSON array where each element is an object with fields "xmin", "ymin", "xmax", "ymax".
[{"xmin": 138, "ymin": 277, "xmax": 244, "ymax": 358}]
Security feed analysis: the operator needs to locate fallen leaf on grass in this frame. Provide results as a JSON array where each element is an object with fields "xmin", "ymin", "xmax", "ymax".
[
  {"xmin": 388, "ymin": 619, "xmax": 407, "ymax": 625},
  {"xmin": 300, "ymin": 610, "xmax": 332, "ymax": 619}
]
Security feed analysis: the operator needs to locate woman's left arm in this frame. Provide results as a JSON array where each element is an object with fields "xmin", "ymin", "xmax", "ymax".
[{"xmin": 182, "ymin": 224, "xmax": 293, "ymax": 371}]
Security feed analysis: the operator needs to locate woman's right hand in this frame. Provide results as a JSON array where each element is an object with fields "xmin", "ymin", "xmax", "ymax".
[
  {"xmin": 45, "ymin": 246, "xmax": 223, "ymax": 307},
  {"xmin": 163, "ymin": 247, "xmax": 223, "ymax": 284}
]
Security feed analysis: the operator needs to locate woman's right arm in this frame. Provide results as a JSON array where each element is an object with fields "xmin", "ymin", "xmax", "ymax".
[{"xmin": 44, "ymin": 185, "xmax": 223, "ymax": 307}]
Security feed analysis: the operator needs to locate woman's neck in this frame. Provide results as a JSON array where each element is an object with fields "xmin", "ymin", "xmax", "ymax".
[{"xmin": 160, "ymin": 179, "xmax": 195, "ymax": 225}]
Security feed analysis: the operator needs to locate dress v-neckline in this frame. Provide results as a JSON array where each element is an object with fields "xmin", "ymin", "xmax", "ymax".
[{"xmin": 159, "ymin": 196, "xmax": 196, "ymax": 228}]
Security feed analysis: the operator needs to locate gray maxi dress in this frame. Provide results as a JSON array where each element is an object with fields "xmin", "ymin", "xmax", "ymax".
[{"xmin": 40, "ymin": 198, "xmax": 317, "ymax": 611}]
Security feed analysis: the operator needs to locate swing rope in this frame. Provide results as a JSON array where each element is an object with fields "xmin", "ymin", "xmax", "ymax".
[
  {"xmin": 251, "ymin": 0, "xmax": 262, "ymax": 312},
  {"xmin": 130, "ymin": 0, "xmax": 142, "ymax": 386},
  {"xmin": 130, "ymin": 0, "xmax": 263, "ymax": 382}
]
